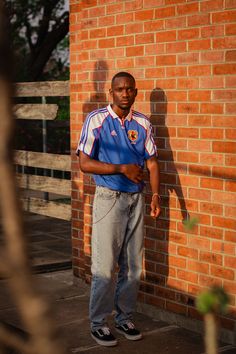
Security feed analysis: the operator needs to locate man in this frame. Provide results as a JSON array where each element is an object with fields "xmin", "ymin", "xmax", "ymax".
[{"xmin": 77, "ymin": 72, "xmax": 161, "ymax": 347}]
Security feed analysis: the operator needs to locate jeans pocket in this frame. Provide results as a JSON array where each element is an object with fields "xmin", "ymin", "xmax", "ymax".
[{"xmin": 93, "ymin": 188, "xmax": 118, "ymax": 224}]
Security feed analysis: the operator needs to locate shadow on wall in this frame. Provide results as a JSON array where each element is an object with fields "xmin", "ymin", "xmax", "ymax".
[
  {"xmin": 141, "ymin": 88, "xmax": 192, "ymax": 306},
  {"xmin": 80, "ymin": 60, "xmax": 109, "ymax": 281}
]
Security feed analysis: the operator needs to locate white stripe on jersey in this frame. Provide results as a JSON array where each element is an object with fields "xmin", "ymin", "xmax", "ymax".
[{"xmin": 132, "ymin": 114, "xmax": 157, "ymax": 156}]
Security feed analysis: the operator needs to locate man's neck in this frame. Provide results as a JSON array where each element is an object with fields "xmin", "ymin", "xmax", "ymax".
[{"xmin": 111, "ymin": 104, "xmax": 130, "ymax": 120}]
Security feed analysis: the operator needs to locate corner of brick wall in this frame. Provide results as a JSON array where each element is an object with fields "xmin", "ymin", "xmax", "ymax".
[{"xmin": 70, "ymin": 0, "xmax": 236, "ymax": 333}]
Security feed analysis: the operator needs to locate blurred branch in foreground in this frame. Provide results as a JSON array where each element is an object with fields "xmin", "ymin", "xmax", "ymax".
[
  {"xmin": 197, "ymin": 286, "xmax": 230, "ymax": 354},
  {"xmin": 0, "ymin": 2, "xmax": 65, "ymax": 353}
]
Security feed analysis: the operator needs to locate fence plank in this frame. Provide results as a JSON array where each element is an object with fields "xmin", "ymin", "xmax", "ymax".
[
  {"xmin": 15, "ymin": 151, "xmax": 71, "ymax": 171},
  {"xmin": 16, "ymin": 174, "xmax": 71, "ymax": 196},
  {"xmin": 21, "ymin": 197, "xmax": 71, "ymax": 221},
  {"xmin": 14, "ymin": 81, "xmax": 69, "ymax": 97},
  {"xmin": 14, "ymin": 104, "xmax": 58, "ymax": 120}
]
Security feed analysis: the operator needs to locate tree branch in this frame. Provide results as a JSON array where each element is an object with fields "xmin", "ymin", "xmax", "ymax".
[{"xmin": 29, "ymin": 12, "xmax": 69, "ymax": 80}]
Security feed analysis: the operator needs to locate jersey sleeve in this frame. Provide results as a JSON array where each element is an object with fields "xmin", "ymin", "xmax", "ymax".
[
  {"xmin": 144, "ymin": 121, "xmax": 157, "ymax": 159},
  {"xmin": 76, "ymin": 114, "xmax": 97, "ymax": 158}
]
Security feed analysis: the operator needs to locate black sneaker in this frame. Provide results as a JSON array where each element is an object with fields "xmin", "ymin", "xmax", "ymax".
[
  {"xmin": 115, "ymin": 321, "xmax": 142, "ymax": 341},
  {"xmin": 91, "ymin": 327, "xmax": 118, "ymax": 347}
]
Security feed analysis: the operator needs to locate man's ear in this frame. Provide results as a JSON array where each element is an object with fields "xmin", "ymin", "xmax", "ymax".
[
  {"xmin": 135, "ymin": 88, "xmax": 138, "ymax": 97},
  {"xmin": 109, "ymin": 88, "xmax": 113, "ymax": 96}
]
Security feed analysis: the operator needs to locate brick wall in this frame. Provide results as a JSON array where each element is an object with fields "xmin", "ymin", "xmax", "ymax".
[{"xmin": 70, "ymin": 0, "xmax": 236, "ymax": 338}]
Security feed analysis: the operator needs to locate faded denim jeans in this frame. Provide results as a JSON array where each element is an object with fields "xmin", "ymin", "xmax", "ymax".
[{"xmin": 89, "ymin": 186, "xmax": 144, "ymax": 330}]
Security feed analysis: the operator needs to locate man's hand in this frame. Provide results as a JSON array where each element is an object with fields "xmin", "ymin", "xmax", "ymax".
[
  {"xmin": 150, "ymin": 194, "xmax": 161, "ymax": 218},
  {"xmin": 121, "ymin": 164, "xmax": 144, "ymax": 184}
]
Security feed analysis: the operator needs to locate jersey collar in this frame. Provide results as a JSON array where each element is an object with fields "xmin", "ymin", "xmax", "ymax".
[{"xmin": 107, "ymin": 104, "xmax": 132, "ymax": 121}]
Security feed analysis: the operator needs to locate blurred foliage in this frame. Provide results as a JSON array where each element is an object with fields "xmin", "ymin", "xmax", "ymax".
[
  {"xmin": 5, "ymin": 0, "xmax": 69, "ymax": 81},
  {"xmin": 196, "ymin": 286, "xmax": 230, "ymax": 315},
  {"xmin": 183, "ymin": 217, "xmax": 199, "ymax": 231}
]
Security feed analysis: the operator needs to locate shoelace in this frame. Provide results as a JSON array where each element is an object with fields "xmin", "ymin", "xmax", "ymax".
[
  {"xmin": 126, "ymin": 322, "xmax": 135, "ymax": 329},
  {"xmin": 100, "ymin": 327, "xmax": 111, "ymax": 335}
]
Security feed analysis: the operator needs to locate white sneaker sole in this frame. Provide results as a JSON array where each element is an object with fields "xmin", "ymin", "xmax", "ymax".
[
  {"xmin": 115, "ymin": 328, "xmax": 142, "ymax": 341},
  {"xmin": 91, "ymin": 333, "xmax": 118, "ymax": 347}
]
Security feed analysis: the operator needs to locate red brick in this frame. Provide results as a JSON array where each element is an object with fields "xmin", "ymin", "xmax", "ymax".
[
  {"xmin": 106, "ymin": 3, "xmax": 124, "ymax": 14},
  {"xmin": 178, "ymin": 28, "xmax": 199, "ymax": 40},
  {"xmin": 201, "ymin": 128, "xmax": 224, "ymax": 139},
  {"xmin": 126, "ymin": 45, "xmax": 144, "ymax": 57},
  {"xmin": 189, "ymin": 65, "xmax": 211, "ymax": 76},
  {"xmin": 201, "ymin": 177, "xmax": 223, "ymax": 190},
  {"xmin": 144, "ymin": 19, "xmax": 164, "ymax": 32},
  {"xmin": 200, "ymin": 153, "xmax": 224, "ymax": 165},
  {"xmin": 200, "ymin": 51, "xmax": 224, "ymax": 63},
  {"xmin": 169, "ymin": 256, "xmax": 186, "ymax": 268},
  {"xmin": 200, "ymin": 251, "xmax": 223, "ymax": 265},
  {"xmin": 178, "ymin": 78, "xmax": 199, "ymax": 89},
  {"xmin": 178, "ymin": 246, "xmax": 198, "ymax": 259},
  {"xmin": 200, "ymin": 76, "xmax": 224, "ymax": 88},
  {"xmin": 225, "ymin": 23, "xmax": 236, "ymax": 35},
  {"xmin": 214, "ymin": 64, "xmax": 236, "ymax": 75},
  {"xmin": 156, "ymin": 30, "xmax": 177, "ymax": 42},
  {"xmin": 212, "ymin": 10, "xmax": 236, "ymax": 23},
  {"xmin": 155, "ymin": 6, "xmax": 176, "ymax": 18},
  {"xmin": 187, "ymin": 260, "xmax": 209, "ymax": 274},
  {"xmin": 189, "ymin": 115, "xmax": 211, "ymax": 126},
  {"xmin": 212, "ymin": 166, "xmax": 236, "ymax": 180},
  {"xmin": 166, "ymin": 91, "xmax": 187, "ymax": 101},
  {"xmin": 200, "ymin": 202, "xmax": 223, "ymax": 215},
  {"xmin": 189, "ymin": 90, "xmax": 211, "ymax": 101},
  {"xmin": 200, "ymin": 103, "xmax": 223, "ymax": 114},
  {"xmin": 98, "ymin": 38, "xmax": 115, "ymax": 48},
  {"xmin": 225, "ymin": 103, "xmax": 236, "ymax": 114},
  {"xmin": 213, "ymin": 37, "xmax": 236, "ymax": 50},
  {"xmin": 125, "ymin": 23, "xmax": 144, "ymax": 35},
  {"xmin": 188, "ymin": 14, "xmax": 210, "ymax": 26},
  {"xmin": 225, "ymin": 180, "xmax": 236, "ymax": 192},
  {"xmin": 177, "ymin": 269, "xmax": 199, "ymax": 284},
  {"xmin": 201, "ymin": 24, "xmax": 224, "ymax": 38},
  {"xmin": 213, "ymin": 90, "xmax": 236, "ymax": 101},
  {"xmin": 189, "ymin": 237, "xmax": 211, "ymax": 250},
  {"xmin": 178, "ymin": 103, "xmax": 199, "ymax": 113},
  {"xmin": 116, "ymin": 12, "xmax": 134, "ymax": 24},
  {"xmin": 136, "ymin": 33, "xmax": 155, "ymax": 44},
  {"xmin": 226, "ymin": 50, "xmax": 236, "ymax": 61},
  {"xmin": 212, "ymin": 241, "xmax": 235, "ymax": 255},
  {"xmin": 165, "ymin": 16, "xmax": 186, "ymax": 29},
  {"xmin": 211, "ymin": 265, "xmax": 235, "ymax": 280},
  {"xmin": 98, "ymin": 15, "xmax": 115, "ymax": 26},
  {"xmin": 189, "ymin": 39, "xmax": 211, "ymax": 51},
  {"xmin": 188, "ymin": 188, "xmax": 211, "ymax": 201},
  {"xmin": 200, "ymin": 226, "xmax": 223, "ymax": 239},
  {"xmin": 177, "ymin": 128, "xmax": 199, "ymax": 138},
  {"xmin": 116, "ymin": 36, "xmax": 134, "ymax": 47},
  {"xmin": 213, "ymin": 216, "xmax": 236, "ymax": 230},
  {"xmin": 177, "ymin": 3, "xmax": 199, "ymax": 15},
  {"xmin": 224, "ymin": 256, "xmax": 236, "ymax": 269},
  {"xmin": 177, "ymin": 152, "xmax": 199, "ymax": 163},
  {"xmin": 156, "ymin": 54, "xmax": 176, "ymax": 65},
  {"xmin": 213, "ymin": 142, "xmax": 236, "ymax": 154},
  {"xmin": 188, "ymin": 140, "xmax": 211, "ymax": 152},
  {"xmin": 166, "ymin": 67, "xmax": 187, "ymax": 77},
  {"xmin": 178, "ymin": 53, "xmax": 199, "ymax": 64},
  {"xmin": 200, "ymin": 0, "xmax": 224, "ymax": 11},
  {"xmin": 117, "ymin": 58, "xmax": 135, "ymax": 68},
  {"xmin": 107, "ymin": 25, "xmax": 124, "ymax": 36},
  {"xmin": 135, "ymin": 9, "xmax": 154, "ymax": 21},
  {"xmin": 166, "ymin": 41, "xmax": 187, "ymax": 53},
  {"xmin": 226, "ymin": 76, "xmax": 236, "ymax": 87},
  {"xmin": 125, "ymin": 0, "xmax": 143, "ymax": 11}
]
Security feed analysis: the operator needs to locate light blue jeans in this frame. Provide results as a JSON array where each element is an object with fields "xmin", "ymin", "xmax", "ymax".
[{"xmin": 89, "ymin": 186, "xmax": 144, "ymax": 330}]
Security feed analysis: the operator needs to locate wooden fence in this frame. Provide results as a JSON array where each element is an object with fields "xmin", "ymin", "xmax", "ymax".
[{"xmin": 14, "ymin": 81, "xmax": 71, "ymax": 221}]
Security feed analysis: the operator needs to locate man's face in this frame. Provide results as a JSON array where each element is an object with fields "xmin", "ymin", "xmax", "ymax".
[{"xmin": 110, "ymin": 76, "xmax": 137, "ymax": 110}]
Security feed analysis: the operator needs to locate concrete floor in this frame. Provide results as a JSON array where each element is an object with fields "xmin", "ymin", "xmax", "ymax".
[
  {"xmin": 0, "ymin": 213, "xmax": 235, "ymax": 353},
  {"xmin": 0, "ymin": 212, "xmax": 72, "ymax": 273},
  {"xmin": 1, "ymin": 270, "xmax": 235, "ymax": 354}
]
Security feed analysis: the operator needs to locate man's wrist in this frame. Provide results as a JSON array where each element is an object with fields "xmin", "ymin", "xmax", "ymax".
[{"xmin": 152, "ymin": 193, "xmax": 161, "ymax": 202}]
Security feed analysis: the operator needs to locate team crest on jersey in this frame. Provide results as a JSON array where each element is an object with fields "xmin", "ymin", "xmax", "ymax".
[{"xmin": 128, "ymin": 130, "xmax": 138, "ymax": 143}]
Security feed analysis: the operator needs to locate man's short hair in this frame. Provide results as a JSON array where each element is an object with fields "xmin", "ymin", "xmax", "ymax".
[{"xmin": 111, "ymin": 72, "xmax": 135, "ymax": 86}]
